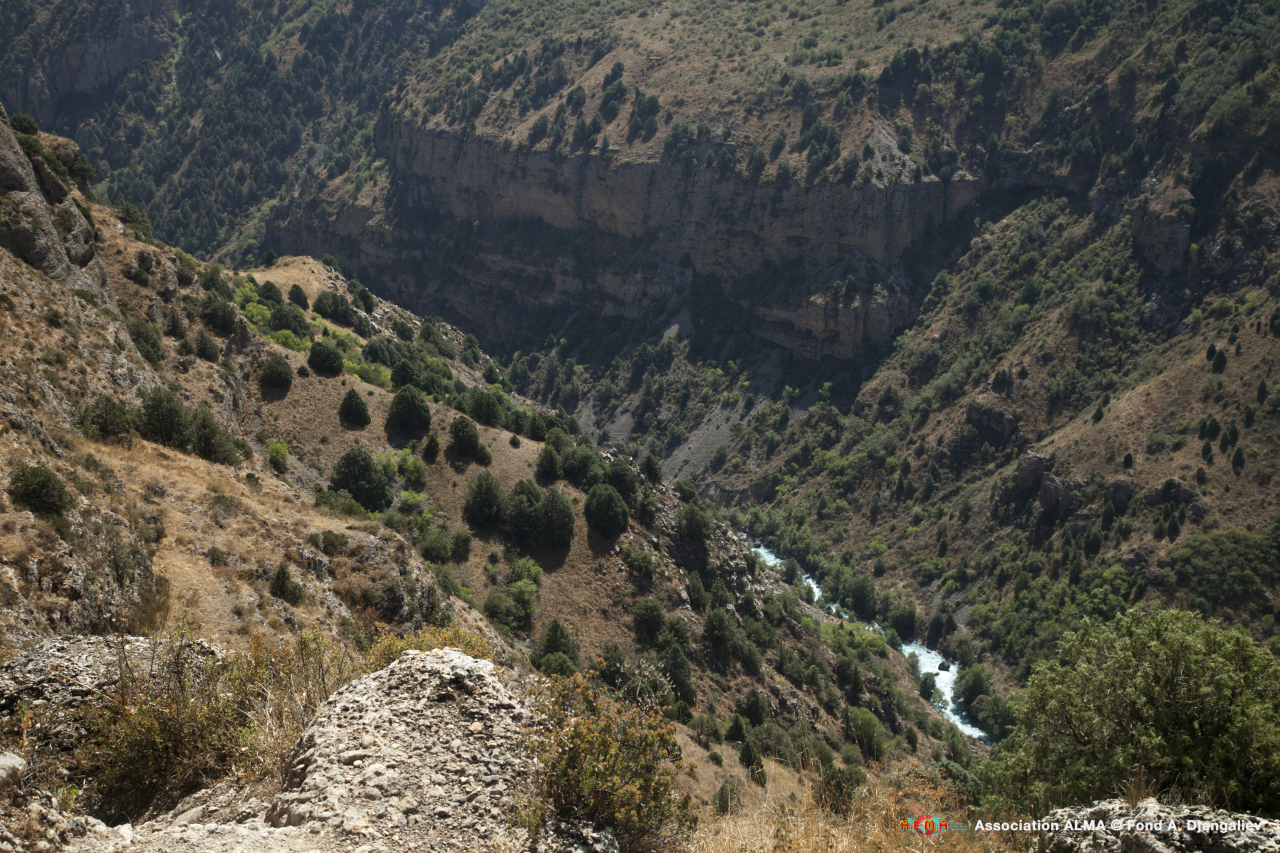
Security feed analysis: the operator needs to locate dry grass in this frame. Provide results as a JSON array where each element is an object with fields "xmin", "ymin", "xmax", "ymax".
[{"xmin": 690, "ymin": 758, "xmax": 1030, "ymax": 853}]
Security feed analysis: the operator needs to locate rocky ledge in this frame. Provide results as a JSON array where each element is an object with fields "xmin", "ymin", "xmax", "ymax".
[{"xmin": 1036, "ymin": 798, "xmax": 1280, "ymax": 853}]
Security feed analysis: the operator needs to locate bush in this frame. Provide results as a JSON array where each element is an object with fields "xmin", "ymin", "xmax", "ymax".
[
  {"xmin": 713, "ymin": 777, "xmax": 742, "ymax": 815},
  {"xmin": 259, "ymin": 353, "xmax": 293, "ymax": 391},
  {"xmin": 541, "ymin": 487, "xmax": 575, "ymax": 549},
  {"xmin": 8, "ymin": 465, "xmax": 74, "ymax": 515},
  {"xmin": 532, "ymin": 619, "xmax": 580, "ymax": 672},
  {"xmin": 10, "ymin": 112, "xmax": 38, "ymax": 134},
  {"xmin": 307, "ymin": 340, "xmax": 344, "ymax": 376},
  {"xmin": 79, "ymin": 395, "xmax": 133, "ymax": 444},
  {"xmin": 137, "ymin": 387, "xmax": 190, "ymax": 448},
  {"xmin": 606, "ymin": 459, "xmax": 638, "ymax": 503},
  {"xmin": 842, "ymin": 706, "xmax": 886, "ymax": 761},
  {"xmin": 199, "ymin": 296, "xmax": 236, "ymax": 334},
  {"xmin": 523, "ymin": 672, "xmax": 695, "ymax": 849},
  {"xmin": 266, "ymin": 440, "xmax": 289, "ymax": 472},
  {"xmin": 449, "ymin": 416, "xmax": 481, "ymax": 459},
  {"xmin": 536, "ymin": 445, "xmax": 562, "ymax": 481},
  {"xmin": 953, "ymin": 665, "xmax": 991, "ymax": 712},
  {"xmin": 739, "ymin": 737, "xmax": 766, "ymax": 785},
  {"xmin": 288, "ymin": 284, "xmax": 309, "ymax": 309},
  {"xmin": 463, "ymin": 471, "xmax": 507, "ymax": 530},
  {"xmin": 819, "ymin": 765, "xmax": 865, "ymax": 813},
  {"xmin": 387, "ymin": 386, "xmax": 431, "ymax": 434},
  {"xmin": 584, "ymin": 484, "xmax": 629, "ymax": 537},
  {"xmin": 639, "ymin": 453, "xmax": 662, "ymax": 483},
  {"xmin": 269, "ymin": 304, "xmax": 312, "ymax": 340},
  {"xmin": 423, "ymin": 433, "xmax": 441, "ymax": 462},
  {"xmin": 127, "ymin": 318, "xmax": 163, "ymax": 365},
  {"xmin": 187, "ymin": 407, "xmax": 242, "ymax": 465},
  {"xmin": 194, "ymin": 331, "xmax": 220, "ymax": 362},
  {"xmin": 330, "ymin": 447, "xmax": 392, "ymax": 512},
  {"xmin": 982, "ymin": 607, "xmax": 1280, "ymax": 815},
  {"xmin": 338, "ymin": 389, "xmax": 370, "ymax": 427},
  {"xmin": 269, "ymin": 563, "xmax": 304, "ymax": 605}
]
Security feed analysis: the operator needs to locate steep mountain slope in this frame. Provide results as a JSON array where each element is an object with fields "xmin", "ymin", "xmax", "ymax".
[
  {"xmin": 4, "ymin": 0, "xmax": 1280, "ymax": 825},
  {"xmin": 1, "ymin": 106, "xmax": 993, "ymax": 834}
]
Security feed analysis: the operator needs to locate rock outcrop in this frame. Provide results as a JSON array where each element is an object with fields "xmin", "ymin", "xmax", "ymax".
[
  {"xmin": 0, "ymin": 101, "xmax": 106, "ymax": 296},
  {"xmin": 271, "ymin": 124, "xmax": 980, "ymax": 359},
  {"xmin": 1036, "ymin": 798, "xmax": 1280, "ymax": 853},
  {"xmin": 59, "ymin": 649, "xmax": 610, "ymax": 853},
  {"xmin": 0, "ymin": 0, "xmax": 178, "ymax": 129}
]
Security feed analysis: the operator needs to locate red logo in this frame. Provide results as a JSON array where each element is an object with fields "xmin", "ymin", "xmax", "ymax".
[{"xmin": 900, "ymin": 816, "xmax": 952, "ymax": 835}]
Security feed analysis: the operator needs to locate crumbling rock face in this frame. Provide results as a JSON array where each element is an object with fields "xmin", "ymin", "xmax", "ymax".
[
  {"xmin": 265, "ymin": 647, "xmax": 529, "ymax": 845},
  {"xmin": 0, "ymin": 635, "xmax": 219, "ymax": 719},
  {"xmin": 966, "ymin": 394, "xmax": 1022, "ymax": 441},
  {"xmin": 0, "ymin": 102, "xmax": 104, "ymax": 293},
  {"xmin": 63, "ymin": 648, "xmax": 611, "ymax": 853},
  {"xmin": 1036, "ymin": 798, "xmax": 1280, "ymax": 853}
]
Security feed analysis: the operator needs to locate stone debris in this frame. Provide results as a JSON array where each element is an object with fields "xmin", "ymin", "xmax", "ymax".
[
  {"xmin": 0, "ymin": 636, "xmax": 219, "ymax": 722},
  {"xmin": 57, "ymin": 648, "xmax": 612, "ymax": 853},
  {"xmin": 1035, "ymin": 798, "xmax": 1280, "ymax": 853}
]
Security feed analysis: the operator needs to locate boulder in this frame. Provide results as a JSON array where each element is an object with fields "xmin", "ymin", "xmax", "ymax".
[
  {"xmin": 966, "ymin": 394, "xmax": 1019, "ymax": 439},
  {"xmin": 1012, "ymin": 453, "xmax": 1049, "ymax": 493},
  {"xmin": 1038, "ymin": 474, "xmax": 1082, "ymax": 514},
  {"xmin": 1103, "ymin": 476, "xmax": 1136, "ymax": 511},
  {"xmin": 0, "ymin": 752, "xmax": 25, "ymax": 790}
]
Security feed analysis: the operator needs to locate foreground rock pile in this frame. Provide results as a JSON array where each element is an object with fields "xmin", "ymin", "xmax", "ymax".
[
  {"xmin": 59, "ymin": 647, "xmax": 614, "ymax": 853},
  {"xmin": 1036, "ymin": 799, "xmax": 1280, "ymax": 853}
]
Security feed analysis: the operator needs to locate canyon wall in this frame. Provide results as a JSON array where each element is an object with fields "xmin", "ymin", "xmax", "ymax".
[
  {"xmin": 0, "ymin": 0, "xmax": 177, "ymax": 129},
  {"xmin": 272, "ymin": 118, "xmax": 982, "ymax": 359}
]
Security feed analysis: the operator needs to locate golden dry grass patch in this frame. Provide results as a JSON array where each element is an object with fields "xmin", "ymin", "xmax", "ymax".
[{"xmin": 690, "ymin": 757, "xmax": 1029, "ymax": 853}]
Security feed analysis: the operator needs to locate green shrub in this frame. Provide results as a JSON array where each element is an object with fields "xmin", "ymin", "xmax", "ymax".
[
  {"xmin": 183, "ymin": 408, "xmax": 236, "ymax": 465},
  {"xmin": 536, "ymin": 445, "xmax": 562, "ymax": 480},
  {"xmin": 532, "ymin": 619, "xmax": 580, "ymax": 672},
  {"xmin": 739, "ymin": 737, "xmax": 766, "ymax": 785},
  {"xmin": 819, "ymin": 765, "xmax": 865, "ymax": 813},
  {"xmin": 713, "ymin": 777, "xmax": 741, "ymax": 814},
  {"xmin": 269, "ymin": 304, "xmax": 312, "ymax": 340},
  {"xmin": 194, "ymin": 331, "xmax": 220, "ymax": 362},
  {"xmin": 8, "ymin": 465, "xmax": 74, "ymax": 515},
  {"xmin": 423, "ymin": 433, "xmax": 441, "ymax": 463},
  {"xmin": 954, "ymin": 665, "xmax": 991, "ymax": 712},
  {"xmin": 137, "ymin": 387, "xmax": 190, "ymax": 448},
  {"xmin": 259, "ymin": 353, "xmax": 293, "ymax": 391},
  {"xmin": 307, "ymin": 340, "xmax": 344, "ymax": 376},
  {"xmin": 266, "ymin": 440, "xmax": 289, "ymax": 472},
  {"xmin": 842, "ymin": 706, "xmax": 886, "ymax": 761},
  {"xmin": 463, "ymin": 471, "xmax": 507, "ymax": 530},
  {"xmin": 584, "ymin": 484, "xmax": 629, "ymax": 536},
  {"xmin": 199, "ymin": 295, "xmax": 236, "ymax": 334},
  {"xmin": 449, "ymin": 416, "xmax": 481, "ymax": 459},
  {"xmin": 114, "ymin": 202, "xmax": 152, "ymax": 240},
  {"xmin": 639, "ymin": 453, "xmax": 662, "ymax": 483},
  {"xmin": 288, "ymin": 284, "xmax": 309, "ymax": 310},
  {"xmin": 269, "ymin": 563, "xmax": 305, "ymax": 605},
  {"xmin": 10, "ymin": 112, "xmax": 38, "ymax": 134},
  {"xmin": 79, "ymin": 395, "xmax": 134, "ymax": 444},
  {"xmin": 723, "ymin": 714, "xmax": 749, "ymax": 743},
  {"xmin": 386, "ymin": 386, "xmax": 431, "ymax": 433},
  {"xmin": 127, "ymin": 318, "xmax": 163, "ymax": 365},
  {"xmin": 982, "ymin": 607, "xmax": 1280, "ymax": 815},
  {"xmin": 338, "ymin": 389, "xmax": 370, "ymax": 427},
  {"xmin": 524, "ymin": 672, "xmax": 695, "ymax": 848},
  {"xmin": 330, "ymin": 447, "xmax": 392, "ymax": 512}
]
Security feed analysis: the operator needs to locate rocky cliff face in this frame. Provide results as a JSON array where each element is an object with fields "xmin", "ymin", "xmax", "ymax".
[
  {"xmin": 271, "ymin": 121, "xmax": 980, "ymax": 359},
  {"xmin": 0, "ymin": 0, "xmax": 177, "ymax": 129}
]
